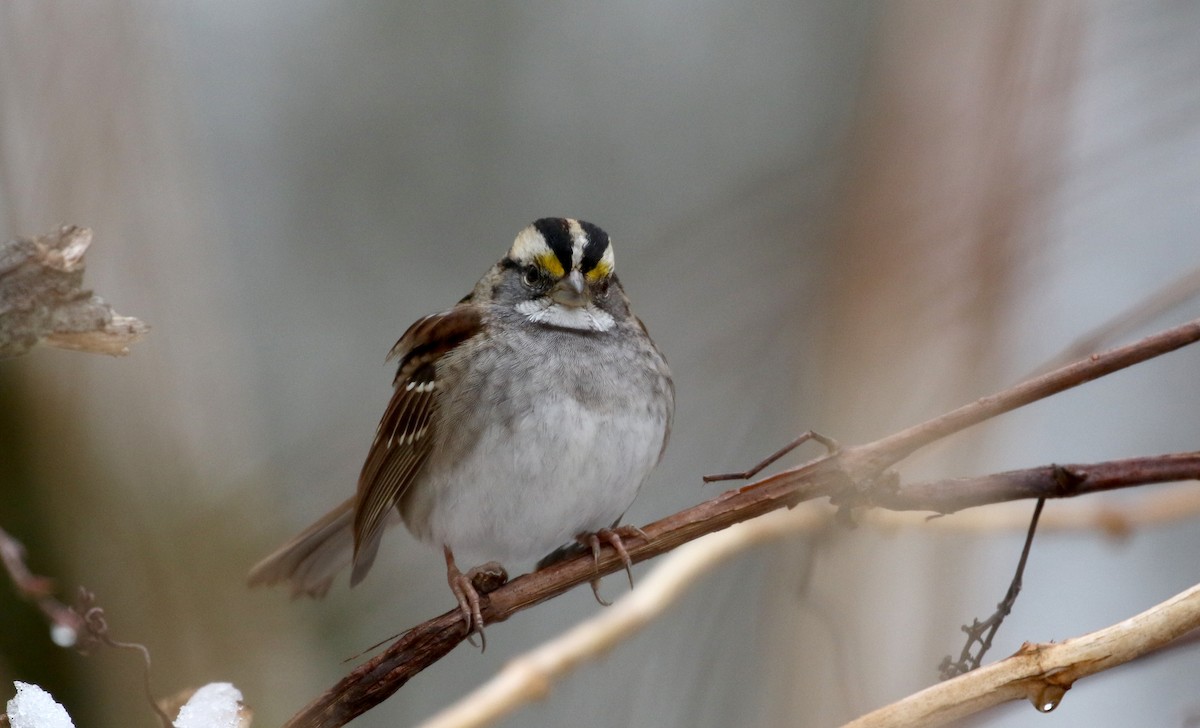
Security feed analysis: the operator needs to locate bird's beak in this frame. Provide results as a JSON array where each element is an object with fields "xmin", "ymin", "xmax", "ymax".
[{"xmin": 550, "ymin": 270, "xmax": 588, "ymax": 308}]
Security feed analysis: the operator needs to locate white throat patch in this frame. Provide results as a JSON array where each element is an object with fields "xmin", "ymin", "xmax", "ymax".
[{"xmin": 515, "ymin": 299, "xmax": 615, "ymax": 332}]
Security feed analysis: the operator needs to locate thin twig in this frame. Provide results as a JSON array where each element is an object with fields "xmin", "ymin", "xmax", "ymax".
[
  {"xmin": 939, "ymin": 498, "xmax": 1046, "ymax": 679},
  {"xmin": 73, "ymin": 589, "xmax": 174, "ymax": 728},
  {"xmin": 283, "ymin": 317, "xmax": 1200, "ymax": 728},
  {"xmin": 702, "ymin": 431, "xmax": 840, "ymax": 482}
]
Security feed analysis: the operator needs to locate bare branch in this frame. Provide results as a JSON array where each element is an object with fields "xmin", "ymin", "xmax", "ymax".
[
  {"xmin": 874, "ymin": 452, "xmax": 1200, "ymax": 514},
  {"xmin": 868, "ymin": 486, "xmax": 1200, "ymax": 534},
  {"xmin": 0, "ymin": 225, "xmax": 147, "ymax": 358},
  {"xmin": 283, "ymin": 317, "xmax": 1200, "ymax": 728},
  {"xmin": 840, "ymin": 581, "xmax": 1200, "ymax": 728},
  {"xmin": 828, "ymin": 317, "xmax": 1200, "ymax": 479}
]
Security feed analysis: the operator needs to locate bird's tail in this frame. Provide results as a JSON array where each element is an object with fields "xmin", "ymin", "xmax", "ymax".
[{"xmin": 247, "ymin": 497, "xmax": 360, "ymax": 598}]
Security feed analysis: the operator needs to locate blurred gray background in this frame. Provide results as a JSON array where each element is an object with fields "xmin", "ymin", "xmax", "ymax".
[{"xmin": 2, "ymin": 2, "xmax": 1199, "ymax": 727}]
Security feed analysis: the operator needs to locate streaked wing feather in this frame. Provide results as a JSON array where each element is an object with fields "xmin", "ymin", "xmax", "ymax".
[{"xmin": 350, "ymin": 304, "xmax": 483, "ymax": 583}]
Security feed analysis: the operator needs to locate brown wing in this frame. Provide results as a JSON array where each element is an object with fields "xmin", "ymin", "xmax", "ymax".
[{"xmin": 350, "ymin": 303, "xmax": 483, "ymax": 585}]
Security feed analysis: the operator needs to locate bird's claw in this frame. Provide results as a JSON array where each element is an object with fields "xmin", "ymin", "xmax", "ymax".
[{"xmin": 577, "ymin": 525, "xmax": 649, "ymax": 604}]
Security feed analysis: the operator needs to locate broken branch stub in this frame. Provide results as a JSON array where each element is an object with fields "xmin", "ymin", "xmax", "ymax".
[{"xmin": 0, "ymin": 225, "xmax": 147, "ymax": 358}]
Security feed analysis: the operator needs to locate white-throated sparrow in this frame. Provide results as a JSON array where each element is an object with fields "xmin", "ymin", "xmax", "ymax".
[{"xmin": 249, "ymin": 218, "xmax": 674, "ymax": 637}]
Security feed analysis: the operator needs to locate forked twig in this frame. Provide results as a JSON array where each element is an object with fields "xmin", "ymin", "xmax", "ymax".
[{"xmin": 939, "ymin": 498, "xmax": 1046, "ymax": 679}]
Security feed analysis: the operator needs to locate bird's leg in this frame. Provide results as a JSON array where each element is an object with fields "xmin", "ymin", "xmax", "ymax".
[
  {"xmin": 576, "ymin": 525, "xmax": 649, "ymax": 605},
  {"xmin": 443, "ymin": 546, "xmax": 507, "ymax": 650}
]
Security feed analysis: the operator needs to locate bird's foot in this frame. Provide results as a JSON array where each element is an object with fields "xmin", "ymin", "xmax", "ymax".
[
  {"xmin": 577, "ymin": 525, "xmax": 649, "ymax": 605},
  {"xmin": 444, "ymin": 547, "xmax": 508, "ymax": 650}
]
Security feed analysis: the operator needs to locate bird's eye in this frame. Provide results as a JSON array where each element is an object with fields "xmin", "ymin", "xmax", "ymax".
[
  {"xmin": 522, "ymin": 266, "xmax": 545, "ymax": 289},
  {"xmin": 593, "ymin": 278, "xmax": 611, "ymax": 299}
]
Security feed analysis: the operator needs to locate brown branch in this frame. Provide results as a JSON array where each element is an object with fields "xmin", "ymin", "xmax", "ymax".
[
  {"xmin": 0, "ymin": 225, "xmax": 147, "ymax": 358},
  {"xmin": 867, "ymin": 486, "xmax": 1200, "ymax": 535},
  {"xmin": 875, "ymin": 452, "xmax": 1200, "ymax": 513},
  {"xmin": 283, "ymin": 316, "xmax": 1200, "ymax": 728},
  {"xmin": 826, "ymin": 316, "xmax": 1200, "ymax": 479}
]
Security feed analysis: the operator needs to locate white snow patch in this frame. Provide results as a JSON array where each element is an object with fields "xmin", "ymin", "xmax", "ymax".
[
  {"xmin": 173, "ymin": 682, "xmax": 245, "ymax": 728},
  {"xmin": 6, "ymin": 682, "xmax": 75, "ymax": 728}
]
